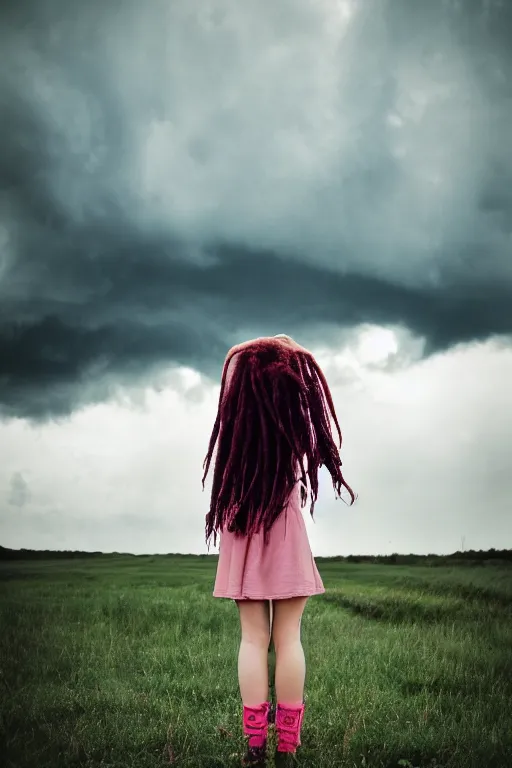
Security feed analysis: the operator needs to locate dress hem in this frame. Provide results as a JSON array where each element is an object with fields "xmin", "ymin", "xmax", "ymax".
[{"xmin": 213, "ymin": 588, "xmax": 325, "ymax": 600}]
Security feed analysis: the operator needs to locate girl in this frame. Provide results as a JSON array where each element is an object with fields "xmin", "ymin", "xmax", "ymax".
[{"xmin": 203, "ymin": 334, "xmax": 355, "ymax": 766}]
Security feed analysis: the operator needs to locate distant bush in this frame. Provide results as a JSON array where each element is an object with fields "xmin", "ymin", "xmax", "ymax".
[
  {"xmin": 1, "ymin": 545, "xmax": 511, "ymax": 565},
  {"xmin": 317, "ymin": 549, "xmax": 512, "ymax": 567}
]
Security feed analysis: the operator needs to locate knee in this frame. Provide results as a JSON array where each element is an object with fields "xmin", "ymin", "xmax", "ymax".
[
  {"xmin": 272, "ymin": 629, "xmax": 302, "ymax": 654},
  {"xmin": 241, "ymin": 629, "xmax": 270, "ymax": 649}
]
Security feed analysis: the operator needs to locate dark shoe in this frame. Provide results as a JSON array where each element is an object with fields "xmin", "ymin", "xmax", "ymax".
[
  {"xmin": 241, "ymin": 743, "xmax": 267, "ymax": 767},
  {"xmin": 275, "ymin": 750, "xmax": 298, "ymax": 767}
]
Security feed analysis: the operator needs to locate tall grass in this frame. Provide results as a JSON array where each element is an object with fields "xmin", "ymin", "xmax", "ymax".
[{"xmin": 1, "ymin": 557, "xmax": 511, "ymax": 767}]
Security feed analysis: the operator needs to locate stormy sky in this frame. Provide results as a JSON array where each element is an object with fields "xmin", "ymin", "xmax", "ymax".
[{"xmin": 1, "ymin": 0, "xmax": 511, "ymax": 556}]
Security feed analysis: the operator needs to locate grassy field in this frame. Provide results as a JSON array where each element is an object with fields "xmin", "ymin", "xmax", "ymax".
[{"xmin": 1, "ymin": 555, "xmax": 511, "ymax": 768}]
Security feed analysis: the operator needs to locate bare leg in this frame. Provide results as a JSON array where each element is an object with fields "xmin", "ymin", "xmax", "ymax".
[
  {"xmin": 271, "ymin": 597, "xmax": 308, "ymax": 704},
  {"xmin": 236, "ymin": 599, "xmax": 272, "ymax": 706}
]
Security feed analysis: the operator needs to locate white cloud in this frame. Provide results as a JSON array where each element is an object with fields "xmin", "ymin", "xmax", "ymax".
[{"xmin": 1, "ymin": 335, "xmax": 510, "ymax": 555}]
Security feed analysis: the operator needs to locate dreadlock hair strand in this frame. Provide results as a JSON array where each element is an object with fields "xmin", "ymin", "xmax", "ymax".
[{"xmin": 203, "ymin": 337, "xmax": 355, "ymax": 551}]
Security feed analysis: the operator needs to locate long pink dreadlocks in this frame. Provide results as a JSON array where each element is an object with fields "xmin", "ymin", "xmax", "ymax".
[{"xmin": 202, "ymin": 336, "xmax": 355, "ymax": 550}]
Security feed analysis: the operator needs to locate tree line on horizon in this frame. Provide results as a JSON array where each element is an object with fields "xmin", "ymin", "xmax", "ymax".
[{"xmin": 0, "ymin": 545, "xmax": 511, "ymax": 565}]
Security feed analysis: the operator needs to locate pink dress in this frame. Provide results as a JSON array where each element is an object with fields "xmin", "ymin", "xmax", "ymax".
[{"xmin": 212, "ymin": 476, "xmax": 325, "ymax": 600}]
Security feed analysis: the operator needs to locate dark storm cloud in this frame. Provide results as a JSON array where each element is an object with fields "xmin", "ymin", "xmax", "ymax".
[{"xmin": 1, "ymin": 0, "xmax": 512, "ymax": 419}]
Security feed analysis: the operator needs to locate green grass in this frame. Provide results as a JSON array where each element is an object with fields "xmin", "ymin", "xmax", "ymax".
[{"xmin": 0, "ymin": 556, "xmax": 511, "ymax": 767}]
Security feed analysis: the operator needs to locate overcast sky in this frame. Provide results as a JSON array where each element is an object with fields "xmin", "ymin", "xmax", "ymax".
[{"xmin": 1, "ymin": 0, "xmax": 511, "ymax": 556}]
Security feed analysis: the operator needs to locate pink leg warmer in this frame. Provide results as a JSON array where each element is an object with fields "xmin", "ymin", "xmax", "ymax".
[
  {"xmin": 275, "ymin": 701, "xmax": 305, "ymax": 753},
  {"xmin": 242, "ymin": 701, "xmax": 270, "ymax": 749}
]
